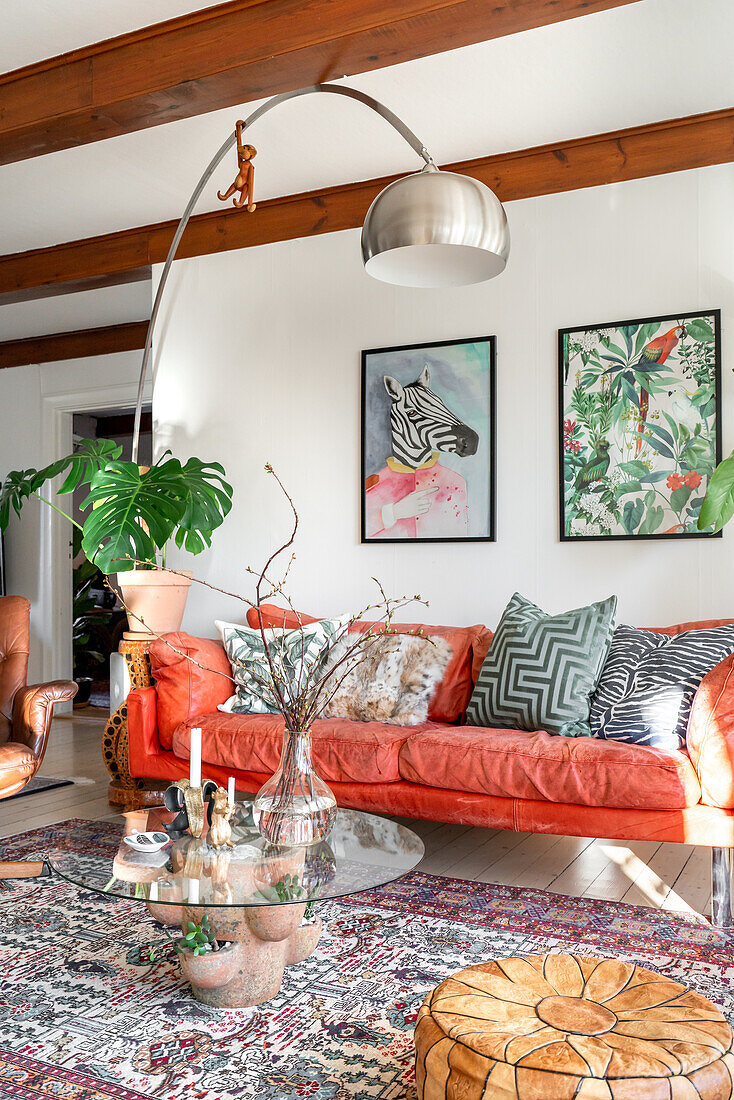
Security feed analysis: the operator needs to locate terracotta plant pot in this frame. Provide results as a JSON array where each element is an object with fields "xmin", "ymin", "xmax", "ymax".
[{"xmin": 117, "ymin": 568, "xmax": 193, "ymax": 639}]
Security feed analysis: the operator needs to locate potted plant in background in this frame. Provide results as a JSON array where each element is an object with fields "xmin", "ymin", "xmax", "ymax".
[
  {"xmin": 0, "ymin": 437, "xmax": 233, "ymax": 638},
  {"xmin": 72, "ymin": 536, "xmax": 113, "ymax": 704}
]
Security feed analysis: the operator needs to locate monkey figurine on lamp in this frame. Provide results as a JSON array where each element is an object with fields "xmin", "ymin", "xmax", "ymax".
[{"xmin": 217, "ymin": 121, "xmax": 257, "ymax": 211}]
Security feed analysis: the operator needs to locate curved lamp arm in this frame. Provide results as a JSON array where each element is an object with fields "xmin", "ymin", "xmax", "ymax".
[{"xmin": 131, "ymin": 82, "xmax": 436, "ymax": 461}]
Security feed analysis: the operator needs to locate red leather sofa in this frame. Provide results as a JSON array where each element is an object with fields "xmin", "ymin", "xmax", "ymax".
[{"xmin": 127, "ymin": 605, "xmax": 734, "ymax": 924}]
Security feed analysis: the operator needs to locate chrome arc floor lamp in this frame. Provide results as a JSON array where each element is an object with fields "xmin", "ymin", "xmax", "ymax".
[{"xmin": 130, "ymin": 82, "xmax": 510, "ymax": 463}]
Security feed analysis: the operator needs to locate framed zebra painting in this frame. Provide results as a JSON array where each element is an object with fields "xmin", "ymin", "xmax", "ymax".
[
  {"xmin": 559, "ymin": 309, "xmax": 721, "ymax": 541},
  {"xmin": 361, "ymin": 336, "xmax": 496, "ymax": 543}
]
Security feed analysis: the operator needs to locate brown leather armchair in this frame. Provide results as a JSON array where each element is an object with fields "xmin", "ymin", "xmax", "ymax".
[{"xmin": 0, "ymin": 595, "xmax": 77, "ymax": 877}]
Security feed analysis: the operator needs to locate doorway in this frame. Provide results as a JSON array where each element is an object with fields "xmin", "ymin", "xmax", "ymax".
[{"xmin": 70, "ymin": 405, "xmax": 152, "ymax": 711}]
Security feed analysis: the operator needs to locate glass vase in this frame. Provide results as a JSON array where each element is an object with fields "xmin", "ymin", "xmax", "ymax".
[{"xmin": 253, "ymin": 727, "xmax": 337, "ymax": 847}]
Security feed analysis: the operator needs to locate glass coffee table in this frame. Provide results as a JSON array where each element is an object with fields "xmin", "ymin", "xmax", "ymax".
[{"xmin": 49, "ymin": 801, "xmax": 424, "ymax": 1008}]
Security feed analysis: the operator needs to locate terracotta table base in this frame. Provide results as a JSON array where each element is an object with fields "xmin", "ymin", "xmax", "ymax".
[
  {"xmin": 147, "ymin": 900, "xmax": 321, "ymax": 1008},
  {"xmin": 415, "ymin": 953, "xmax": 734, "ymax": 1099}
]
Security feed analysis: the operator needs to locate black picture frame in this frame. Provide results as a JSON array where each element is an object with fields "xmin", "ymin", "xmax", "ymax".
[
  {"xmin": 361, "ymin": 335, "xmax": 496, "ymax": 544},
  {"xmin": 558, "ymin": 308, "xmax": 722, "ymax": 542}
]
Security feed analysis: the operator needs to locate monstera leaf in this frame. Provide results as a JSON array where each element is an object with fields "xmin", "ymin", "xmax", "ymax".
[
  {"xmin": 0, "ymin": 439, "xmax": 125, "ymax": 533},
  {"xmin": 0, "ymin": 468, "xmax": 43, "ymax": 530},
  {"xmin": 698, "ymin": 450, "xmax": 734, "ymax": 533},
  {"xmin": 54, "ymin": 438, "xmax": 124, "ymax": 495},
  {"xmin": 173, "ymin": 458, "xmax": 233, "ymax": 555},
  {"xmin": 81, "ymin": 459, "xmax": 188, "ymax": 573},
  {"xmin": 2, "ymin": 436, "xmax": 234, "ymax": 573},
  {"xmin": 13, "ymin": 438, "xmax": 125, "ymax": 504}
]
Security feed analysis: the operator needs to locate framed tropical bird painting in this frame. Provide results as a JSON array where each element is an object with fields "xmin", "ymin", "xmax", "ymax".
[
  {"xmin": 361, "ymin": 336, "xmax": 496, "ymax": 543},
  {"xmin": 559, "ymin": 310, "xmax": 721, "ymax": 541}
]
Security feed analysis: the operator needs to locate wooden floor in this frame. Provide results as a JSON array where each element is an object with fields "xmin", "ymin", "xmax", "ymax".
[{"xmin": 1, "ymin": 712, "xmax": 713, "ymax": 920}]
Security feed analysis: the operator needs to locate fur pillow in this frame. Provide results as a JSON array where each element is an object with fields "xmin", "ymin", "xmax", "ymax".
[{"xmin": 320, "ymin": 633, "xmax": 451, "ymax": 725}]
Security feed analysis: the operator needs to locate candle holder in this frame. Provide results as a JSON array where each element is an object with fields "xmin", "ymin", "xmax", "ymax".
[{"xmin": 163, "ymin": 779, "xmax": 217, "ymax": 839}]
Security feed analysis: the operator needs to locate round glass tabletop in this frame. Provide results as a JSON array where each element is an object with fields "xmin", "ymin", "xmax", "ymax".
[{"xmin": 48, "ymin": 801, "xmax": 424, "ymax": 909}]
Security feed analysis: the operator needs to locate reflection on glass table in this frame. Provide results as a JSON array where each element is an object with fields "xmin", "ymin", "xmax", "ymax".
[
  {"xmin": 47, "ymin": 801, "xmax": 424, "ymax": 1008},
  {"xmin": 49, "ymin": 801, "xmax": 424, "ymax": 908}
]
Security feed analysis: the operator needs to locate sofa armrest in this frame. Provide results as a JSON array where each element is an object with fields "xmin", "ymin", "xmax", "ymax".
[
  {"xmin": 127, "ymin": 687, "xmax": 162, "ymax": 776},
  {"xmin": 687, "ymin": 653, "xmax": 734, "ymax": 808},
  {"xmin": 12, "ymin": 680, "xmax": 77, "ymax": 762}
]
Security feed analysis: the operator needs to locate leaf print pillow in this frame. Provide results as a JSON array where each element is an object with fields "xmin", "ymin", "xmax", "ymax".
[{"xmin": 215, "ymin": 616, "xmax": 347, "ymax": 715}]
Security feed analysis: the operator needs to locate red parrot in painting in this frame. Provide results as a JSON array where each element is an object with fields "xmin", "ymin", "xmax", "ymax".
[{"xmin": 633, "ymin": 324, "xmax": 686, "ymax": 454}]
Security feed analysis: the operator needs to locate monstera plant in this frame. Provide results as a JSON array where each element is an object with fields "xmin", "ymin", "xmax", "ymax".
[
  {"xmin": 0, "ymin": 438, "xmax": 233, "ymax": 636},
  {"xmin": 698, "ymin": 452, "xmax": 734, "ymax": 534}
]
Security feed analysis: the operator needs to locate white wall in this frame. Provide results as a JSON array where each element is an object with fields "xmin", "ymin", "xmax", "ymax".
[
  {"xmin": 149, "ymin": 164, "xmax": 732, "ymax": 635},
  {"xmin": 0, "ymin": 351, "xmax": 150, "ymax": 682}
]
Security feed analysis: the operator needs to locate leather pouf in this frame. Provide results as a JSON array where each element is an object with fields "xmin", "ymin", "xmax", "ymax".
[{"xmin": 415, "ymin": 954, "xmax": 734, "ymax": 1099}]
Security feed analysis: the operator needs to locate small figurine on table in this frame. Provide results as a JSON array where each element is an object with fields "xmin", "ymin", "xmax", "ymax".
[{"xmin": 209, "ymin": 787, "xmax": 235, "ymax": 849}]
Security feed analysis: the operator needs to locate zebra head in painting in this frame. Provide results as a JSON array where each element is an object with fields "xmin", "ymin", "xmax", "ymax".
[{"xmin": 383, "ymin": 364, "xmax": 479, "ymax": 469}]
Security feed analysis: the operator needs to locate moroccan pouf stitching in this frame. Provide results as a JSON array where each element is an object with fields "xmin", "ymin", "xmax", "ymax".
[{"xmin": 415, "ymin": 953, "xmax": 734, "ymax": 1099}]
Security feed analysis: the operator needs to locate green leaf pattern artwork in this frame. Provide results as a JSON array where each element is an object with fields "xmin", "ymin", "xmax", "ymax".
[
  {"xmin": 561, "ymin": 313, "xmax": 719, "ymax": 539},
  {"xmin": 217, "ymin": 617, "xmax": 347, "ymax": 714}
]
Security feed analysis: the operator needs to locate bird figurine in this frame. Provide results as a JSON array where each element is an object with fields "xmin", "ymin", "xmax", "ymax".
[{"xmin": 574, "ymin": 438, "xmax": 611, "ymax": 492}]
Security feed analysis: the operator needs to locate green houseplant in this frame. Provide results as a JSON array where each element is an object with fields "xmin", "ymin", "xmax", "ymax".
[
  {"xmin": 72, "ymin": 542, "xmax": 112, "ymax": 702},
  {"xmin": 0, "ymin": 438, "xmax": 233, "ymax": 636},
  {"xmin": 699, "ymin": 452, "xmax": 734, "ymax": 534}
]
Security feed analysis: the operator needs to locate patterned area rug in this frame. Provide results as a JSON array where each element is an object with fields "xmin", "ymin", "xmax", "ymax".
[{"xmin": 0, "ymin": 819, "xmax": 732, "ymax": 1099}]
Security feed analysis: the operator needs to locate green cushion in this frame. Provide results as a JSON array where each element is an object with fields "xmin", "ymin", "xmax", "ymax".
[
  {"xmin": 465, "ymin": 592, "xmax": 617, "ymax": 737},
  {"xmin": 216, "ymin": 616, "xmax": 346, "ymax": 715}
]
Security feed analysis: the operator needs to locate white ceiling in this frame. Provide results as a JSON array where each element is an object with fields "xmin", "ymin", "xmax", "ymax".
[
  {"xmin": 0, "ymin": 0, "xmax": 733, "ymax": 259},
  {"xmin": 0, "ymin": 0, "xmax": 223, "ymax": 71}
]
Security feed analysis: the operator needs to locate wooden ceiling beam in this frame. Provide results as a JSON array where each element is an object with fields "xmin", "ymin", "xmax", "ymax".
[
  {"xmin": 0, "ymin": 321, "xmax": 148, "ymax": 369},
  {"xmin": 1, "ymin": 106, "xmax": 732, "ymax": 303},
  {"xmin": 0, "ymin": 0, "xmax": 643, "ymax": 165}
]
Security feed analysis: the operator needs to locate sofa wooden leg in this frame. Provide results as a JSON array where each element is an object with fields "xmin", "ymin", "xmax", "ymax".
[
  {"xmin": 711, "ymin": 848, "xmax": 734, "ymax": 927},
  {"xmin": 0, "ymin": 860, "xmax": 50, "ymax": 880}
]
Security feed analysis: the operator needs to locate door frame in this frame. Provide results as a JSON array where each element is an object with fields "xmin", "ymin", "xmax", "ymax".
[{"xmin": 39, "ymin": 377, "xmax": 152, "ymax": 698}]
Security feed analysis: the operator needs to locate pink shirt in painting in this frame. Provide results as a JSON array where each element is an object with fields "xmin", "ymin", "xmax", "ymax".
[{"xmin": 365, "ymin": 453, "xmax": 468, "ymax": 538}]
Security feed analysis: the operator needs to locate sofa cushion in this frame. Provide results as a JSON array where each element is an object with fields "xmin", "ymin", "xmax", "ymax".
[
  {"xmin": 149, "ymin": 632, "xmax": 233, "ymax": 751},
  {"xmin": 590, "ymin": 623, "xmax": 734, "ymax": 752},
  {"xmin": 465, "ymin": 591, "xmax": 617, "ymax": 737},
  {"xmin": 398, "ymin": 726, "xmax": 701, "ymax": 810},
  {"xmin": 172, "ymin": 712, "xmax": 422, "ymax": 784},
  {"xmin": 470, "ymin": 627, "xmax": 493, "ymax": 686},
  {"xmin": 216, "ymin": 615, "xmax": 346, "ymax": 715},
  {"xmin": 248, "ymin": 603, "xmax": 483, "ymax": 724},
  {"xmin": 647, "ymin": 618, "xmax": 734, "ymax": 635}
]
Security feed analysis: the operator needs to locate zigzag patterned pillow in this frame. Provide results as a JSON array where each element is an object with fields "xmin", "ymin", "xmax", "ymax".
[
  {"xmin": 465, "ymin": 592, "xmax": 617, "ymax": 737},
  {"xmin": 590, "ymin": 623, "xmax": 734, "ymax": 751}
]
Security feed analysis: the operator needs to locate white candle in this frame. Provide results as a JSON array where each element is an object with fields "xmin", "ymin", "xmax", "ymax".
[
  {"xmin": 228, "ymin": 777, "xmax": 235, "ymax": 807},
  {"xmin": 188, "ymin": 876, "xmax": 200, "ymax": 904},
  {"xmin": 189, "ymin": 727, "xmax": 202, "ymax": 789},
  {"xmin": 149, "ymin": 880, "xmax": 158, "ymax": 902}
]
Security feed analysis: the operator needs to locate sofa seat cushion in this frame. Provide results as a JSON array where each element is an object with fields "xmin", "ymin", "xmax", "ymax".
[
  {"xmin": 172, "ymin": 712, "xmax": 425, "ymax": 784},
  {"xmin": 398, "ymin": 726, "xmax": 701, "ymax": 810}
]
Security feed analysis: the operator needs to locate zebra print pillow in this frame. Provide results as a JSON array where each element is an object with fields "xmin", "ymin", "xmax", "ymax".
[{"xmin": 590, "ymin": 623, "xmax": 734, "ymax": 751}]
